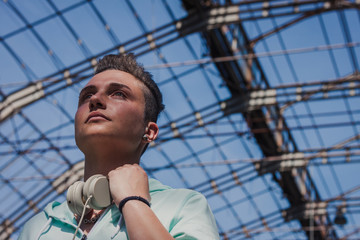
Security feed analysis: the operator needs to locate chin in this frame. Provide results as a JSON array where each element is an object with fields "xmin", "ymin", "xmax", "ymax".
[
  {"xmin": 77, "ymin": 135, "xmax": 117, "ymax": 153},
  {"xmin": 76, "ymin": 130, "xmax": 114, "ymax": 147}
]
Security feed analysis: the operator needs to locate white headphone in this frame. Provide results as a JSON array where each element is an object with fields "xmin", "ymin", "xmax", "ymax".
[{"xmin": 66, "ymin": 174, "xmax": 112, "ymax": 216}]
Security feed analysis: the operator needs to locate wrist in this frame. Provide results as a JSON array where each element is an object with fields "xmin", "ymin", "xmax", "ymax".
[{"xmin": 118, "ymin": 196, "xmax": 150, "ymax": 214}]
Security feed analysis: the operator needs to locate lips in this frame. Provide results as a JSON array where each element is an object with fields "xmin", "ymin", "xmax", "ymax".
[{"xmin": 85, "ymin": 112, "xmax": 110, "ymax": 123}]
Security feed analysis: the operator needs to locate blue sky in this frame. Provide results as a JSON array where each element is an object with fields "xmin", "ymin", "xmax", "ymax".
[{"xmin": 1, "ymin": 0, "xmax": 360, "ymax": 239}]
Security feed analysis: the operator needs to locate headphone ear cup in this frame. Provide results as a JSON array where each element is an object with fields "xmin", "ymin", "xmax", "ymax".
[
  {"xmin": 83, "ymin": 175, "xmax": 111, "ymax": 210},
  {"xmin": 67, "ymin": 181, "xmax": 90, "ymax": 216},
  {"xmin": 83, "ymin": 175, "xmax": 101, "ymax": 199}
]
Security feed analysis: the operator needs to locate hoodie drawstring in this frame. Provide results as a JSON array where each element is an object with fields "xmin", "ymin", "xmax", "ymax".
[{"xmin": 35, "ymin": 217, "xmax": 52, "ymax": 240}]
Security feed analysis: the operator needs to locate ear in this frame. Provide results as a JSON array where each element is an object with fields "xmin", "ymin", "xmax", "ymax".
[{"xmin": 144, "ymin": 121, "xmax": 159, "ymax": 142}]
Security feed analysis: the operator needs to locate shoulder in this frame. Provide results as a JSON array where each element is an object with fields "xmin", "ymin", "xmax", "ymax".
[
  {"xmin": 167, "ymin": 190, "xmax": 219, "ymax": 239},
  {"xmin": 18, "ymin": 201, "xmax": 71, "ymax": 239},
  {"xmin": 148, "ymin": 179, "xmax": 219, "ymax": 239},
  {"xmin": 18, "ymin": 207, "xmax": 49, "ymax": 239},
  {"xmin": 149, "ymin": 178, "xmax": 206, "ymax": 206}
]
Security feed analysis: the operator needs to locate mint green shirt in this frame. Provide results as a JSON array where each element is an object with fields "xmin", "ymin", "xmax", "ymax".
[{"xmin": 19, "ymin": 178, "xmax": 220, "ymax": 239}]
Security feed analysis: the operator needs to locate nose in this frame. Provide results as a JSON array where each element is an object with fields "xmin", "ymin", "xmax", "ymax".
[{"xmin": 89, "ymin": 93, "xmax": 106, "ymax": 111}]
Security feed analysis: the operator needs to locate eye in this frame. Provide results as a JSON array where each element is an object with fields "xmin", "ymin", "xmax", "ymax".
[
  {"xmin": 78, "ymin": 93, "xmax": 93, "ymax": 105},
  {"xmin": 83, "ymin": 93, "xmax": 93, "ymax": 99},
  {"xmin": 112, "ymin": 91, "xmax": 126, "ymax": 98}
]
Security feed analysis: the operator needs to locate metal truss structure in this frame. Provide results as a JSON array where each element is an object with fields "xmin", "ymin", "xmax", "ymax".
[{"xmin": 0, "ymin": 0, "xmax": 360, "ymax": 239}]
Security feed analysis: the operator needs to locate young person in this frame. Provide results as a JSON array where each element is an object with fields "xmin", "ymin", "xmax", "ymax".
[{"xmin": 19, "ymin": 54, "xmax": 219, "ymax": 239}]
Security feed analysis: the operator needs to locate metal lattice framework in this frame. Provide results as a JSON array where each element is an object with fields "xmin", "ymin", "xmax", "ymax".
[{"xmin": 0, "ymin": 0, "xmax": 360, "ymax": 239}]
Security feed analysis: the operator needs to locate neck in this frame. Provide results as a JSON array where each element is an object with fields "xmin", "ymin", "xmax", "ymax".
[{"xmin": 83, "ymin": 144, "xmax": 142, "ymax": 180}]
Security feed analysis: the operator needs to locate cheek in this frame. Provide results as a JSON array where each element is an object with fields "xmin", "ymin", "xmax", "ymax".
[
  {"xmin": 74, "ymin": 108, "xmax": 84, "ymax": 133},
  {"xmin": 119, "ymin": 107, "xmax": 145, "ymax": 133},
  {"xmin": 114, "ymin": 103, "xmax": 144, "ymax": 121}
]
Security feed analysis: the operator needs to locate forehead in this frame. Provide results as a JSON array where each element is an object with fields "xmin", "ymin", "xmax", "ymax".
[{"xmin": 85, "ymin": 69, "xmax": 143, "ymax": 90}]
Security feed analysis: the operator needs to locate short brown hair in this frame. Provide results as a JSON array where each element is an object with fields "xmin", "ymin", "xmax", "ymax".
[{"xmin": 95, "ymin": 54, "xmax": 164, "ymax": 122}]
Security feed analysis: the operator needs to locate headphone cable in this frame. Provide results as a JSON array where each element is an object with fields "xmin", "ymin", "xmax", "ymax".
[{"xmin": 72, "ymin": 195, "xmax": 93, "ymax": 240}]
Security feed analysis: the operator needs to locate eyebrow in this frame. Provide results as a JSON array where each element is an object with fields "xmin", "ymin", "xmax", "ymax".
[
  {"xmin": 79, "ymin": 85, "xmax": 97, "ymax": 98},
  {"xmin": 107, "ymin": 83, "xmax": 132, "ymax": 92},
  {"xmin": 79, "ymin": 82, "xmax": 132, "ymax": 98}
]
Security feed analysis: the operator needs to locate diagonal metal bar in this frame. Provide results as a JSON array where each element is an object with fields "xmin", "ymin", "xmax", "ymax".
[{"xmin": 180, "ymin": 0, "xmax": 357, "ymax": 239}]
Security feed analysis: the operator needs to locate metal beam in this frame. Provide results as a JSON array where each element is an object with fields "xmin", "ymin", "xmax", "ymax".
[
  {"xmin": 181, "ymin": 1, "xmax": 345, "ymax": 239},
  {"xmin": 2, "ymin": 1, "xmax": 359, "ymax": 125}
]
